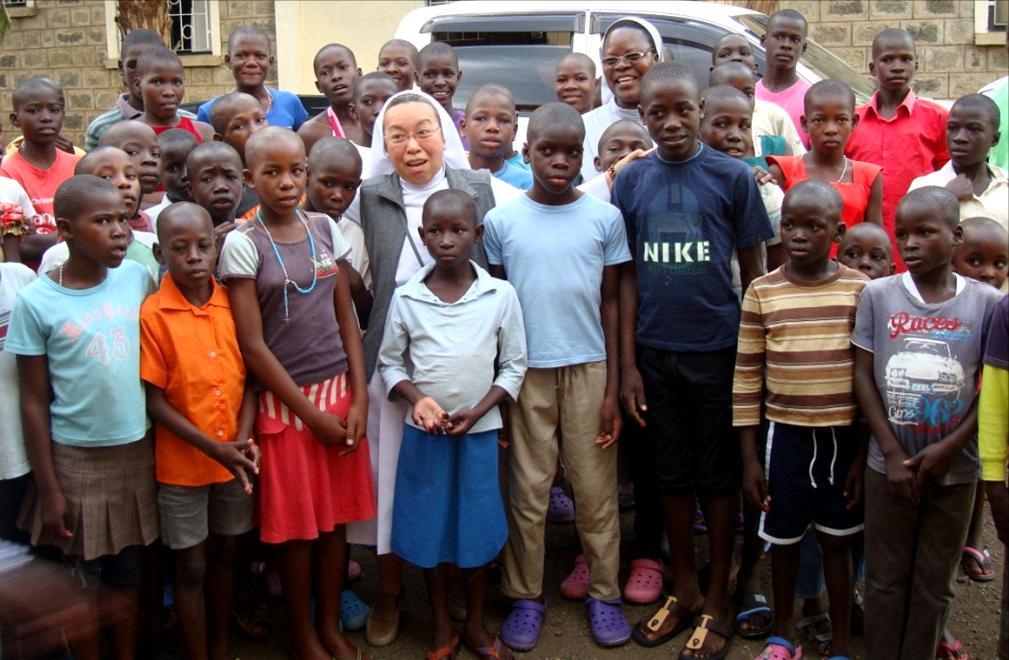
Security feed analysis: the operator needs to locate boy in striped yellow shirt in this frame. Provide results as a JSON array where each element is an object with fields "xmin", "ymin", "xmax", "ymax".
[{"xmin": 733, "ymin": 181, "xmax": 869, "ymax": 660}]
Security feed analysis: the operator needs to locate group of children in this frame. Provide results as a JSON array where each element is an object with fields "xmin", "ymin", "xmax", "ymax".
[{"xmin": 0, "ymin": 8, "xmax": 1006, "ymax": 660}]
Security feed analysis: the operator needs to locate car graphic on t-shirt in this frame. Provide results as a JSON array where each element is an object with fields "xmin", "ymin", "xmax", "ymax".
[{"xmin": 885, "ymin": 337, "xmax": 965, "ymax": 424}]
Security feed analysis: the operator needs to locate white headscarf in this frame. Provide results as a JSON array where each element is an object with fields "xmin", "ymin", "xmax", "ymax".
[
  {"xmin": 365, "ymin": 89, "xmax": 469, "ymax": 180},
  {"xmin": 601, "ymin": 17, "xmax": 666, "ymax": 62}
]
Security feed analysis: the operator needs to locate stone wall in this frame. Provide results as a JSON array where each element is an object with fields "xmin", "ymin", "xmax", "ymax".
[
  {"xmin": 780, "ymin": 0, "xmax": 1007, "ymax": 99},
  {"xmin": 0, "ymin": 0, "xmax": 278, "ymax": 149}
]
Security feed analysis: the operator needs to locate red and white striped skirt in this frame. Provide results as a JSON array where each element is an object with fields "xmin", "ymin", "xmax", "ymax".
[{"xmin": 255, "ymin": 372, "xmax": 376, "ymax": 544}]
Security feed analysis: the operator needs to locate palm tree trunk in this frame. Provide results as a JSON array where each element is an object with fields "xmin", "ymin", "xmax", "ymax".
[{"xmin": 114, "ymin": 0, "xmax": 172, "ymax": 47}]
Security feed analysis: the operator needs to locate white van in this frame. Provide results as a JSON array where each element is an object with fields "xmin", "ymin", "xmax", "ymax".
[{"xmin": 394, "ymin": 0, "xmax": 875, "ymax": 113}]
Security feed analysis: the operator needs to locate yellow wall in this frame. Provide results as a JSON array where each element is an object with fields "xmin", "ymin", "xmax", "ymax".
[{"xmin": 274, "ymin": 0, "xmax": 424, "ymax": 94}]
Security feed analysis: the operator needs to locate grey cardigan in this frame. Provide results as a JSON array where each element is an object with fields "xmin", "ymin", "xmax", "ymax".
[{"xmin": 359, "ymin": 167, "xmax": 497, "ymax": 379}]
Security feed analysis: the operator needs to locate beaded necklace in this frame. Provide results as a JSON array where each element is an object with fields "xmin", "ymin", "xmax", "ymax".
[{"xmin": 255, "ymin": 210, "xmax": 318, "ymax": 323}]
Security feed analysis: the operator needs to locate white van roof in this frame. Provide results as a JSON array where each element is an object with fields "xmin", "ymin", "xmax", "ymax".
[{"xmin": 396, "ymin": 1, "xmax": 757, "ymax": 45}]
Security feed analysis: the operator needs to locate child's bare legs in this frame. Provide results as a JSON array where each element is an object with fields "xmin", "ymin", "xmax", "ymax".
[
  {"xmin": 770, "ymin": 540, "xmax": 801, "ymax": 644},
  {"xmin": 65, "ymin": 589, "xmax": 102, "ymax": 660},
  {"xmin": 278, "ymin": 540, "xmax": 329, "ymax": 660},
  {"xmin": 373, "ymin": 553, "xmax": 403, "ymax": 609},
  {"xmin": 424, "ymin": 566, "xmax": 456, "ymax": 651},
  {"xmin": 376, "ymin": 552, "xmax": 404, "ymax": 600},
  {"xmin": 462, "ymin": 566, "xmax": 505, "ymax": 653},
  {"xmin": 656, "ymin": 494, "xmax": 705, "ymax": 630},
  {"xmin": 962, "ymin": 482, "xmax": 988, "ymax": 575},
  {"xmin": 174, "ymin": 534, "xmax": 238, "ymax": 660},
  {"xmin": 174, "ymin": 541, "xmax": 210, "ymax": 660},
  {"xmin": 680, "ymin": 492, "xmax": 737, "ymax": 657},
  {"xmin": 818, "ymin": 532, "xmax": 852, "ymax": 658},
  {"xmin": 313, "ymin": 527, "xmax": 357, "ymax": 659},
  {"xmin": 104, "ymin": 585, "xmax": 141, "ymax": 660},
  {"xmin": 734, "ymin": 504, "xmax": 769, "ymax": 634},
  {"xmin": 206, "ymin": 535, "xmax": 237, "ymax": 660}
]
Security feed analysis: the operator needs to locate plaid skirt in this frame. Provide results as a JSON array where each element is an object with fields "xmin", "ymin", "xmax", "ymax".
[{"xmin": 19, "ymin": 435, "xmax": 159, "ymax": 561}]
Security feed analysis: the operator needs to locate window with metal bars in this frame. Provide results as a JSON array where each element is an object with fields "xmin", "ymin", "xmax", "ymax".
[{"xmin": 168, "ymin": 0, "xmax": 213, "ymax": 55}]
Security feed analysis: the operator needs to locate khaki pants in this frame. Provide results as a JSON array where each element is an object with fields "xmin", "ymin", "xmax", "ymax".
[
  {"xmin": 501, "ymin": 362, "xmax": 620, "ymax": 601},
  {"xmin": 864, "ymin": 469, "xmax": 975, "ymax": 660}
]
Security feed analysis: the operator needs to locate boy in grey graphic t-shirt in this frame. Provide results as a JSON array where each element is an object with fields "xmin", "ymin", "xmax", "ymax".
[{"xmin": 852, "ymin": 187, "xmax": 1001, "ymax": 660}]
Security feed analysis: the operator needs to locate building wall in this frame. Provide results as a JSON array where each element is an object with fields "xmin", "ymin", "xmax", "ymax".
[
  {"xmin": 1, "ymin": 0, "xmax": 1005, "ymax": 150},
  {"xmin": 274, "ymin": 0, "xmax": 424, "ymax": 95},
  {"xmin": 779, "ymin": 0, "xmax": 1008, "ymax": 99},
  {"xmin": 0, "ymin": 0, "xmax": 277, "ymax": 149}
]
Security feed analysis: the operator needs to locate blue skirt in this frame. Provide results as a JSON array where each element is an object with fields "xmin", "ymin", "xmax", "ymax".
[{"xmin": 391, "ymin": 425, "xmax": 507, "ymax": 569}]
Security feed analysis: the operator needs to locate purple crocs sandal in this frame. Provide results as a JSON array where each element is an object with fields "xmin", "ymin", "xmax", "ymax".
[
  {"xmin": 501, "ymin": 599, "xmax": 546, "ymax": 652},
  {"xmin": 547, "ymin": 486, "xmax": 575, "ymax": 524},
  {"xmin": 586, "ymin": 596, "xmax": 631, "ymax": 648}
]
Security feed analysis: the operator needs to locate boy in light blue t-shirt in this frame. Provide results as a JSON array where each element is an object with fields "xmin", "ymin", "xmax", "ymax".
[
  {"xmin": 484, "ymin": 103, "xmax": 631, "ymax": 652},
  {"xmin": 463, "ymin": 84, "xmax": 534, "ymax": 191}
]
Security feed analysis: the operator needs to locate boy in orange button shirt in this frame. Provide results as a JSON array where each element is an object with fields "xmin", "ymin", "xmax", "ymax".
[{"xmin": 140, "ymin": 202, "xmax": 259, "ymax": 660}]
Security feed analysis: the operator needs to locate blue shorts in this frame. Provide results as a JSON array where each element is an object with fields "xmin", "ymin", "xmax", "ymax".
[{"xmin": 758, "ymin": 422, "xmax": 864, "ymax": 545}]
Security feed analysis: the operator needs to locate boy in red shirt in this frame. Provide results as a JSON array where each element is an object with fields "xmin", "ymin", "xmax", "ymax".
[
  {"xmin": 0, "ymin": 77, "xmax": 78, "ymax": 265},
  {"xmin": 132, "ymin": 47, "xmax": 214, "ymax": 144},
  {"xmin": 846, "ymin": 28, "xmax": 949, "ymax": 270}
]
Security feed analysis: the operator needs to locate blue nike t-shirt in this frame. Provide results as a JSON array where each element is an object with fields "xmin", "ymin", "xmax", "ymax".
[{"xmin": 611, "ymin": 144, "xmax": 772, "ymax": 352}]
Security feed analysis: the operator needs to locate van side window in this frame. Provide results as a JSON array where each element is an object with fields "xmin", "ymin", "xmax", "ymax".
[
  {"xmin": 591, "ymin": 14, "xmax": 733, "ymax": 90},
  {"xmin": 427, "ymin": 14, "xmax": 582, "ymax": 110}
]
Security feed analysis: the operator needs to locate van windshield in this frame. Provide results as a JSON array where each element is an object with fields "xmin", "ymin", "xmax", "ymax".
[{"xmin": 734, "ymin": 13, "xmax": 875, "ymax": 103}]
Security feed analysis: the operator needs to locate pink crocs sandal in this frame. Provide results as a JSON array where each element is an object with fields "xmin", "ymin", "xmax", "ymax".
[
  {"xmin": 754, "ymin": 636, "xmax": 804, "ymax": 659},
  {"xmin": 560, "ymin": 554, "xmax": 590, "ymax": 600},
  {"xmin": 623, "ymin": 558, "xmax": 663, "ymax": 604},
  {"xmin": 348, "ymin": 558, "xmax": 362, "ymax": 582}
]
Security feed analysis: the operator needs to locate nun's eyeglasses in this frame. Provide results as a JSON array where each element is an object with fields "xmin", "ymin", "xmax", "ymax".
[
  {"xmin": 601, "ymin": 50, "xmax": 655, "ymax": 68},
  {"xmin": 387, "ymin": 126, "xmax": 442, "ymax": 146}
]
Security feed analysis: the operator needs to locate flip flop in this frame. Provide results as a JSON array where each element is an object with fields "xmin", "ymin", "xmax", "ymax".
[
  {"xmin": 679, "ymin": 614, "xmax": 733, "ymax": 660},
  {"xmin": 937, "ymin": 637, "xmax": 970, "ymax": 659},
  {"xmin": 230, "ymin": 598, "xmax": 273, "ymax": 639},
  {"xmin": 500, "ymin": 599, "xmax": 546, "ymax": 652},
  {"xmin": 796, "ymin": 611, "xmax": 832, "ymax": 655},
  {"xmin": 735, "ymin": 591, "xmax": 773, "ymax": 639},
  {"xmin": 586, "ymin": 596, "xmax": 631, "ymax": 647},
  {"xmin": 960, "ymin": 546, "xmax": 995, "ymax": 582},
  {"xmin": 631, "ymin": 595, "xmax": 698, "ymax": 648},
  {"xmin": 466, "ymin": 635, "xmax": 511, "ymax": 659},
  {"xmin": 425, "ymin": 632, "xmax": 461, "ymax": 660},
  {"xmin": 623, "ymin": 558, "xmax": 664, "ymax": 604}
]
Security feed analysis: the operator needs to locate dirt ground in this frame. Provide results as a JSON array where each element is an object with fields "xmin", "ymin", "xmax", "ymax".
[{"xmin": 144, "ymin": 508, "xmax": 1006, "ymax": 660}]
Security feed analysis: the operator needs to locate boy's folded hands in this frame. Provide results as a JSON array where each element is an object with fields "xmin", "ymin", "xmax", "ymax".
[
  {"xmin": 903, "ymin": 439, "xmax": 958, "ymax": 486},
  {"xmin": 885, "ymin": 449, "xmax": 920, "ymax": 504},
  {"xmin": 209, "ymin": 438, "xmax": 260, "ymax": 494}
]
